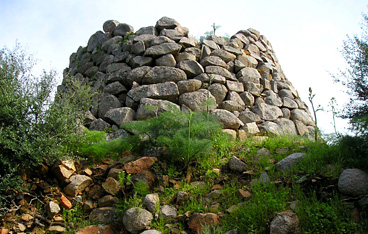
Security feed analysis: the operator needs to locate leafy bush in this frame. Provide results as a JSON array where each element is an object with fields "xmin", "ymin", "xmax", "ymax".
[
  {"xmin": 335, "ymin": 134, "xmax": 368, "ymax": 170},
  {"xmin": 334, "ymin": 12, "xmax": 368, "ymax": 135},
  {"xmin": 0, "ymin": 44, "xmax": 92, "ymax": 211},
  {"xmin": 123, "ymin": 109, "xmax": 224, "ymax": 168}
]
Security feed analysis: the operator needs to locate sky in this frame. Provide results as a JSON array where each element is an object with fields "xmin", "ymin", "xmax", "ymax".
[{"xmin": 1, "ymin": 0, "xmax": 367, "ymax": 135}]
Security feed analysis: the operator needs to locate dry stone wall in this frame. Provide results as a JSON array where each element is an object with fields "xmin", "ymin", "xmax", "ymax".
[{"xmin": 60, "ymin": 16, "xmax": 315, "ymax": 138}]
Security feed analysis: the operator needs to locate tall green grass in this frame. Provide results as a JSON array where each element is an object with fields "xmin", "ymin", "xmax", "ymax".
[
  {"xmin": 222, "ymin": 183, "xmax": 291, "ymax": 233},
  {"xmin": 296, "ymin": 191, "xmax": 359, "ymax": 234},
  {"xmin": 73, "ymin": 129, "xmax": 133, "ymax": 161}
]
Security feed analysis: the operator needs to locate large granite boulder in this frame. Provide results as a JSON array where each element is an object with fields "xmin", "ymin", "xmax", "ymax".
[
  {"xmin": 276, "ymin": 153, "xmax": 307, "ymax": 172},
  {"xmin": 211, "ymin": 109, "xmax": 243, "ymax": 130},
  {"xmin": 114, "ymin": 23, "xmax": 134, "ymax": 37},
  {"xmin": 179, "ymin": 89, "xmax": 217, "ymax": 111},
  {"xmin": 270, "ymin": 210, "xmax": 300, "ymax": 234},
  {"xmin": 136, "ymin": 98, "xmax": 180, "ymax": 120},
  {"xmin": 177, "ymin": 60, "xmax": 204, "ymax": 78},
  {"xmin": 104, "ymin": 107, "xmax": 135, "ymax": 126},
  {"xmin": 144, "ymin": 43, "xmax": 182, "ymax": 57},
  {"xmin": 143, "ymin": 66, "xmax": 187, "ymax": 84},
  {"xmin": 251, "ymin": 103, "xmax": 283, "ymax": 121},
  {"xmin": 338, "ymin": 169, "xmax": 368, "ymax": 196},
  {"xmin": 98, "ymin": 94, "xmax": 121, "ymax": 118},
  {"xmin": 103, "ymin": 20, "xmax": 120, "ymax": 33},
  {"xmin": 127, "ymin": 82, "xmax": 179, "ymax": 103}
]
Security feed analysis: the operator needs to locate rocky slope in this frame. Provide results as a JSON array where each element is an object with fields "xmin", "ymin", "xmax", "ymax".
[{"xmin": 1, "ymin": 137, "xmax": 367, "ymax": 233}]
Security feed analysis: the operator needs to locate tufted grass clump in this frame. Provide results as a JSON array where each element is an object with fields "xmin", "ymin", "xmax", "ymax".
[
  {"xmin": 222, "ymin": 183, "xmax": 291, "ymax": 233},
  {"xmin": 296, "ymin": 192, "xmax": 359, "ymax": 234},
  {"xmin": 198, "ymin": 225, "xmax": 225, "ymax": 234},
  {"xmin": 62, "ymin": 203, "xmax": 90, "ymax": 234}
]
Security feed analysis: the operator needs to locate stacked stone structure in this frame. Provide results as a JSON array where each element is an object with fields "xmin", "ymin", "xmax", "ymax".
[{"xmin": 60, "ymin": 16, "xmax": 315, "ymax": 138}]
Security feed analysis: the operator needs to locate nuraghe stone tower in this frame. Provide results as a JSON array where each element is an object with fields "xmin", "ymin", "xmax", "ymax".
[{"xmin": 59, "ymin": 16, "xmax": 315, "ymax": 140}]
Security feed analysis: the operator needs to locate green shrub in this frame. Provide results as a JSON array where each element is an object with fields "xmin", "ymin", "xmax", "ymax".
[
  {"xmin": 335, "ymin": 134, "xmax": 368, "ymax": 170},
  {"xmin": 73, "ymin": 129, "xmax": 133, "ymax": 161},
  {"xmin": 123, "ymin": 109, "xmax": 224, "ymax": 168},
  {"xmin": 0, "ymin": 44, "xmax": 92, "ymax": 211}
]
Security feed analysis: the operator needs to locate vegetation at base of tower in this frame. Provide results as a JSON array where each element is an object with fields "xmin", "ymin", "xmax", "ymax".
[
  {"xmin": 70, "ymin": 109, "xmax": 227, "ymax": 169},
  {"xmin": 122, "ymin": 109, "xmax": 227, "ymax": 169},
  {"xmin": 72, "ymin": 129, "xmax": 133, "ymax": 161},
  {"xmin": 222, "ymin": 183, "xmax": 291, "ymax": 233},
  {"xmin": 0, "ymin": 44, "xmax": 92, "ymax": 212},
  {"xmin": 75, "ymin": 132, "xmax": 367, "ymax": 233},
  {"xmin": 128, "ymin": 134, "xmax": 365, "ymax": 233},
  {"xmin": 73, "ymin": 132, "xmax": 365, "ymax": 233}
]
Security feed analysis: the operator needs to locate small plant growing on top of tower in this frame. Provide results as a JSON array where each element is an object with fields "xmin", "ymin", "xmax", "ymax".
[{"xmin": 200, "ymin": 23, "xmax": 225, "ymax": 42}]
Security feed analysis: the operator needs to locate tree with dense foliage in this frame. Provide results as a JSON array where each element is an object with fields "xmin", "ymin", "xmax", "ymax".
[
  {"xmin": 0, "ymin": 44, "xmax": 92, "ymax": 211},
  {"xmin": 335, "ymin": 13, "xmax": 368, "ymax": 135},
  {"xmin": 331, "ymin": 12, "xmax": 368, "ymax": 171}
]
